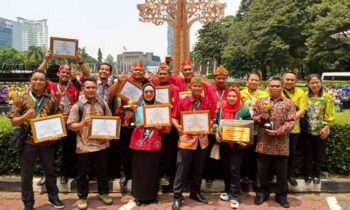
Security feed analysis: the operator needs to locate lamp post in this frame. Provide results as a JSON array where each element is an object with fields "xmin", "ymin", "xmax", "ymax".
[{"xmin": 137, "ymin": 0, "xmax": 225, "ymax": 75}]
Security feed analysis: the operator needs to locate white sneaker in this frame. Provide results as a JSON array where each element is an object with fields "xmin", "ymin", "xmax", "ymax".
[
  {"xmin": 230, "ymin": 200, "xmax": 239, "ymax": 209},
  {"xmin": 220, "ymin": 192, "xmax": 230, "ymax": 201}
]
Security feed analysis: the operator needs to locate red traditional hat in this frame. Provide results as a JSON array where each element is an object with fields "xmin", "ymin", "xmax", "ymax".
[
  {"xmin": 132, "ymin": 62, "xmax": 144, "ymax": 70},
  {"xmin": 182, "ymin": 60, "xmax": 193, "ymax": 67},
  {"xmin": 59, "ymin": 64, "xmax": 71, "ymax": 72}
]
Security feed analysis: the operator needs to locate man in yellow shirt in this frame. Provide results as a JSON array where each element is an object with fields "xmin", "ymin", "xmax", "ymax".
[{"xmin": 282, "ymin": 70, "xmax": 307, "ymax": 186}]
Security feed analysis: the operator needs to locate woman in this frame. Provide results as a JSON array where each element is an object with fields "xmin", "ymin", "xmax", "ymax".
[
  {"xmin": 303, "ymin": 74, "xmax": 335, "ymax": 184},
  {"xmin": 129, "ymin": 83, "xmax": 163, "ymax": 205},
  {"xmin": 214, "ymin": 87, "xmax": 251, "ymax": 209}
]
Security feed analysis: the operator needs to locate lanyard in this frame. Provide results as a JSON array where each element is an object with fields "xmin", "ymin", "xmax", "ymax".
[
  {"xmin": 192, "ymin": 100, "xmax": 201, "ymax": 111},
  {"xmin": 216, "ymin": 88, "xmax": 226, "ymax": 102},
  {"xmin": 57, "ymin": 82, "xmax": 70, "ymax": 96},
  {"xmin": 29, "ymin": 91, "xmax": 46, "ymax": 113}
]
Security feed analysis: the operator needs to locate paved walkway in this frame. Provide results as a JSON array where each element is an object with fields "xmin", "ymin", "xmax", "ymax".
[{"xmin": 0, "ymin": 192, "xmax": 349, "ymax": 210}]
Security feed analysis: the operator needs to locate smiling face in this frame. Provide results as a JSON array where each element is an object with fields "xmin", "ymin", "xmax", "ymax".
[
  {"xmin": 157, "ymin": 69, "xmax": 170, "ymax": 84},
  {"xmin": 181, "ymin": 65, "xmax": 194, "ymax": 80},
  {"xmin": 247, "ymin": 74, "xmax": 260, "ymax": 91},
  {"xmin": 283, "ymin": 73, "xmax": 297, "ymax": 91},
  {"xmin": 308, "ymin": 76, "xmax": 322, "ymax": 95},
  {"xmin": 57, "ymin": 70, "xmax": 71, "ymax": 84},
  {"xmin": 227, "ymin": 90, "xmax": 238, "ymax": 106},
  {"xmin": 132, "ymin": 67, "xmax": 145, "ymax": 80},
  {"xmin": 143, "ymin": 85, "xmax": 155, "ymax": 102},
  {"xmin": 190, "ymin": 82, "xmax": 203, "ymax": 98},
  {"xmin": 30, "ymin": 72, "xmax": 47, "ymax": 93},
  {"xmin": 82, "ymin": 80, "xmax": 97, "ymax": 100},
  {"xmin": 98, "ymin": 64, "xmax": 111, "ymax": 80}
]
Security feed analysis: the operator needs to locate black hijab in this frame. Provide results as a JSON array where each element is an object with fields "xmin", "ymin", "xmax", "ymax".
[{"xmin": 142, "ymin": 83, "xmax": 156, "ymax": 105}]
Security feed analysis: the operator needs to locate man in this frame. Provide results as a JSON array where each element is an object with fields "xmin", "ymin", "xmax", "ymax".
[
  {"xmin": 205, "ymin": 66, "xmax": 230, "ymax": 186},
  {"xmin": 253, "ymin": 76, "xmax": 296, "ymax": 208},
  {"xmin": 282, "ymin": 70, "xmax": 307, "ymax": 186},
  {"xmin": 67, "ymin": 77, "xmax": 113, "ymax": 210},
  {"xmin": 171, "ymin": 75, "xmax": 215, "ymax": 210},
  {"xmin": 171, "ymin": 60, "xmax": 195, "ymax": 92},
  {"xmin": 109, "ymin": 62, "xmax": 149, "ymax": 186},
  {"xmin": 38, "ymin": 50, "xmax": 90, "ymax": 184},
  {"xmin": 8, "ymin": 70, "xmax": 64, "ymax": 210},
  {"xmin": 152, "ymin": 63, "xmax": 180, "ymax": 191}
]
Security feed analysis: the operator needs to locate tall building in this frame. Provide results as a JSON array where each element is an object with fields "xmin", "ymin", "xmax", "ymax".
[
  {"xmin": 17, "ymin": 17, "xmax": 48, "ymax": 51},
  {"xmin": 0, "ymin": 18, "xmax": 22, "ymax": 50},
  {"xmin": 116, "ymin": 51, "xmax": 160, "ymax": 72},
  {"xmin": 167, "ymin": 24, "xmax": 174, "ymax": 56}
]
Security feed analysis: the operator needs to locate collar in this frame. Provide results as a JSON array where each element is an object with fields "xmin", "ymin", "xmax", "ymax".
[
  {"xmin": 80, "ymin": 96, "xmax": 97, "ymax": 104},
  {"xmin": 190, "ymin": 94, "xmax": 202, "ymax": 102},
  {"xmin": 216, "ymin": 85, "xmax": 226, "ymax": 91},
  {"xmin": 270, "ymin": 96, "xmax": 284, "ymax": 102},
  {"xmin": 284, "ymin": 88, "xmax": 295, "ymax": 94},
  {"xmin": 97, "ymin": 79, "xmax": 110, "ymax": 86}
]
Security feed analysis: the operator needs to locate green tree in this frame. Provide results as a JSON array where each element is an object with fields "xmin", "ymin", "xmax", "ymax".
[
  {"xmin": 27, "ymin": 46, "xmax": 44, "ymax": 65},
  {"xmin": 97, "ymin": 48, "xmax": 103, "ymax": 65}
]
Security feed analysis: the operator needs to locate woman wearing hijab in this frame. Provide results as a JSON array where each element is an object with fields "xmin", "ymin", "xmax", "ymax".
[
  {"xmin": 214, "ymin": 87, "xmax": 251, "ymax": 209},
  {"xmin": 129, "ymin": 83, "xmax": 163, "ymax": 205}
]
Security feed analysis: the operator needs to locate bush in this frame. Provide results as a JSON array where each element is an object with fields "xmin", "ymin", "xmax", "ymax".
[{"xmin": 1, "ymin": 110, "xmax": 350, "ymax": 175}]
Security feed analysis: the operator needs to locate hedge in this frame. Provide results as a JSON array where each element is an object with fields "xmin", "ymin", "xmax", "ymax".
[{"xmin": 0, "ymin": 110, "xmax": 350, "ymax": 175}]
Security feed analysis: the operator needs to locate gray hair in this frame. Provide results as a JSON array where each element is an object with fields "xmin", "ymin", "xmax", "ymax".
[{"xmin": 267, "ymin": 76, "xmax": 283, "ymax": 86}]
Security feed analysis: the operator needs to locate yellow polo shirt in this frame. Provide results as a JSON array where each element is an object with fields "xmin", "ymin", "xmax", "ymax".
[{"xmin": 240, "ymin": 88, "xmax": 269, "ymax": 111}]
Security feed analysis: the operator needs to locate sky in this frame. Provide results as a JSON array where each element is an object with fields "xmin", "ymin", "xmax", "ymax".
[{"xmin": 1, "ymin": 0, "xmax": 241, "ymax": 61}]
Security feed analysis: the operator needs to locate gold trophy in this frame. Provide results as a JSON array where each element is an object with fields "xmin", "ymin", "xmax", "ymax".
[
  {"xmin": 262, "ymin": 100, "xmax": 273, "ymax": 129},
  {"xmin": 122, "ymin": 100, "xmax": 138, "ymax": 127}
]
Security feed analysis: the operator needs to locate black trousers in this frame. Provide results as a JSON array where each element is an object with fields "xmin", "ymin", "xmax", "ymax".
[
  {"xmin": 256, "ymin": 153, "xmax": 288, "ymax": 199},
  {"xmin": 60, "ymin": 129, "xmax": 77, "ymax": 177},
  {"xmin": 303, "ymin": 133, "xmax": 326, "ymax": 178},
  {"xmin": 119, "ymin": 126, "xmax": 133, "ymax": 179},
  {"xmin": 77, "ymin": 149, "xmax": 109, "ymax": 199},
  {"xmin": 173, "ymin": 147, "xmax": 207, "ymax": 200},
  {"xmin": 204, "ymin": 134, "xmax": 223, "ymax": 180},
  {"xmin": 20, "ymin": 144, "xmax": 59, "ymax": 204},
  {"xmin": 241, "ymin": 135, "xmax": 257, "ymax": 181},
  {"xmin": 160, "ymin": 126, "xmax": 178, "ymax": 181},
  {"xmin": 221, "ymin": 146, "xmax": 245, "ymax": 200},
  {"xmin": 288, "ymin": 134, "xmax": 299, "ymax": 177},
  {"xmin": 107, "ymin": 140, "xmax": 121, "ymax": 179}
]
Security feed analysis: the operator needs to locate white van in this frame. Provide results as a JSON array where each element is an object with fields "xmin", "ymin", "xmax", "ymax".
[{"xmin": 321, "ymin": 72, "xmax": 350, "ymax": 81}]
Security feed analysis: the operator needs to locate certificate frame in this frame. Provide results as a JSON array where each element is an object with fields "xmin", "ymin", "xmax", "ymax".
[
  {"xmin": 88, "ymin": 116, "xmax": 121, "ymax": 140},
  {"xmin": 219, "ymin": 119, "xmax": 254, "ymax": 144},
  {"xmin": 179, "ymin": 91, "xmax": 191, "ymax": 99},
  {"xmin": 30, "ymin": 114, "xmax": 67, "ymax": 143},
  {"xmin": 180, "ymin": 110, "xmax": 210, "ymax": 134},
  {"xmin": 143, "ymin": 104, "xmax": 172, "ymax": 127},
  {"xmin": 50, "ymin": 37, "xmax": 79, "ymax": 59},
  {"xmin": 155, "ymin": 86, "xmax": 171, "ymax": 104},
  {"xmin": 117, "ymin": 79, "xmax": 143, "ymax": 103}
]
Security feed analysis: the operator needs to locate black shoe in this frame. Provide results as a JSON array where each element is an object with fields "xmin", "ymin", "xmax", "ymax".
[
  {"xmin": 189, "ymin": 193, "xmax": 208, "ymax": 204},
  {"xmin": 134, "ymin": 199, "xmax": 141, "ymax": 206},
  {"xmin": 313, "ymin": 177, "xmax": 321, "ymax": 184},
  {"xmin": 288, "ymin": 176, "xmax": 298, "ymax": 187},
  {"xmin": 254, "ymin": 194, "xmax": 269, "ymax": 205},
  {"xmin": 205, "ymin": 178, "xmax": 213, "ymax": 185},
  {"xmin": 48, "ymin": 198, "xmax": 64, "ymax": 209},
  {"xmin": 120, "ymin": 175, "xmax": 127, "ymax": 186},
  {"xmin": 172, "ymin": 199, "xmax": 182, "ymax": 210},
  {"xmin": 304, "ymin": 176, "xmax": 312, "ymax": 183},
  {"xmin": 60, "ymin": 176, "xmax": 68, "ymax": 184},
  {"xmin": 275, "ymin": 197, "xmax": 290, "ymax": 208},
  {"xmin": 37, "ymin": 176, "xmax": 45, "ymax": 186}
]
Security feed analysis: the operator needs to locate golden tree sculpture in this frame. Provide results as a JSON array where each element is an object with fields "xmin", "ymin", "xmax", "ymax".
[{"xmin": 137, "ymin": 0, "xmax": 225, "ymax": 75}]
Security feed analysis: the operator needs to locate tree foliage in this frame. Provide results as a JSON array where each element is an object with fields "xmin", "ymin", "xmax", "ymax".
[{"xmin": 193, "ymin": 0, "xmax": 350, "ymax": 80}]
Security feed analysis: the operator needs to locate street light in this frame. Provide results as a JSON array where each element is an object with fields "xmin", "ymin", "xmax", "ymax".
[{"xmin": 137, "ymin": 0, "xmax": 225, "ymax": 75}]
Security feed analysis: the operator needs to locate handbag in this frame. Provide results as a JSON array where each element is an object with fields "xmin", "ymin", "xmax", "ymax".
[
  {"xmin": 9, "ymin": 125, "xmax": 29, "ymax": 152},
  {"xmin": 210, "ymin": 143, "xmax": 220, "ymax": 160}
]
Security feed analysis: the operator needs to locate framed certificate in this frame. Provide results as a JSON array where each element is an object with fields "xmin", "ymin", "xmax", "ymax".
[
  {"xmin": 155, "ymin": 86, "xmax": 171, "ymax": 104},
  {"xmin": 117, "ymin": 79, "xmax": 143, "ymax": 103},
  {"xmin": 179, "ymin": 91, "xmax": 191, "ymax": 99},
  {"xmin": 30, "ymin": 114, "xmax": 67, "ymax": 143},
  {"xmin": 88, "ymin": 116, "xmax": 121, "ymax": 140},
  {"xmin": 143, "ymin": 104, "xmax": 171, "ymax": 127},
  {"xmin": 180, "ymin": 110, "xmax": 210, "ymax": 134},
  {"xmin": 50, "ymin": 37, "xmax": 78, "ymax": 59},
  {"xmin": 219, "ymin": 120, "xmax": 254, "ymax": 144}
]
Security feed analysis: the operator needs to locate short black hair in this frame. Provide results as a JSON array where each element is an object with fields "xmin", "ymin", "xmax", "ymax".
[
  {"xmin": 283, "ymin": 69, "xmax": 297, "ymax": 78},
  {"xmin": 83, "ymin": 77, "xmax": 97, "ymax": 85},
  {"xmin": 307, "ymin": 73, "xmax": 323, "ymax": 97},
  {"xmin": 247, "ymin": 71, "xmax": 261, "ymax": 80},
  {"xmin": 98, "ymin": 63, "xmax": 112, "ymax": 73},
  {"xmin": 268, "ymin": 76, "xmax": 283, "ymax": 86},
  {"xmin": 30, "ymin": 69, "xmax": 47, "ymax": 80}
]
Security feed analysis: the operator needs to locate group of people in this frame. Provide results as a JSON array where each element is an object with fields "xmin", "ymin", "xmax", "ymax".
[{"xmin": 7, "ymin": 49, "xmax": 335, "ymax": 210}]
